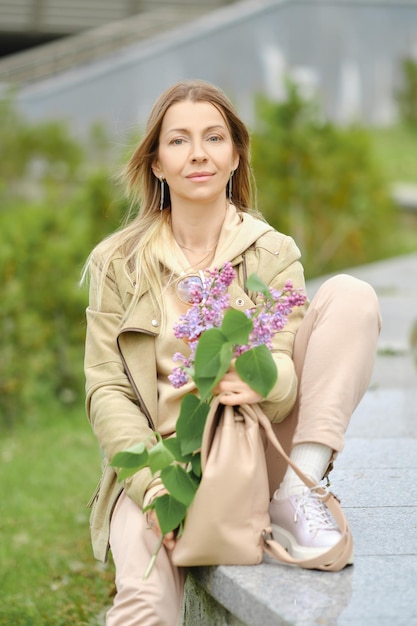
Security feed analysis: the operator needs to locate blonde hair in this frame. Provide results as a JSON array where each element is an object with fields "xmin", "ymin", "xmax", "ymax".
[{"xmin": 83, "ymin": 79, "xmax": 257, "ymax": 316}]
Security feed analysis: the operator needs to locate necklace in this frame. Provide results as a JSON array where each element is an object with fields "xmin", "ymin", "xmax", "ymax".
[
  {"xmin": 176, "ymin": 243, "xmax": 217, "ymax": 269},
  {"xmin": 178, "ymin": 244, "xmax": 216, "ymax": 253}
]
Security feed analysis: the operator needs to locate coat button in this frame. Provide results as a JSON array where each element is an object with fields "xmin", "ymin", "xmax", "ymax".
[
  {"xmin": 235, "ymin": 298, "xmax": 245, "ymax": 306},
  {"xmin": 151, "ymin": 319, "xmax": 159, "ymax": 327}
]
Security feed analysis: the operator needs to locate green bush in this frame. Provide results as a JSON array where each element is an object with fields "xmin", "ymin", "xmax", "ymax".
[
  {"xmin": 0, "ymin": 96, "xmax": 125, "ymax": 427},
  {"xmin": 396, "ymin": 57, "xmax": 417, "ymax": 128},
  {"xmin": 251, "ymin": 82, "xmax": 397, "ymax": 278}
]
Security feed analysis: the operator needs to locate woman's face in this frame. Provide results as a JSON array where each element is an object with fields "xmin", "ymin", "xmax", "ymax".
[{"xmin": 152, "ymin": 99, "xmax": 239, "ymax": 208}]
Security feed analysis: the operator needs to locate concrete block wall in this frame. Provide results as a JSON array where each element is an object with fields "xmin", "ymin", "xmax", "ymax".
[
  {"xmin": 0, "ymin": 1, "xmax": 239, "ymax": 83},
  {"xmin": 0, "ymin": 0, "xmax": 132, "ymax": 33},
  {"xmin": 0, "ymin": 0, "xmax": 230, "ymax": 34}
]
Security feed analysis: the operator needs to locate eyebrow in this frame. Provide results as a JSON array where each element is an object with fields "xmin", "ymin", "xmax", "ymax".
[{"xmin": 164, "ymin": 124, "xmax": 227, "ymax": 136}]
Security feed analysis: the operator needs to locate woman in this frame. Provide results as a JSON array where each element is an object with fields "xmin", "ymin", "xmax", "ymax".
[{"xmin": 83, "ymin": 79, "xmax": 381, "ymax": 626}]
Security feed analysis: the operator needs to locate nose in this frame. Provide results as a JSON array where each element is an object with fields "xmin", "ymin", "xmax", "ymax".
[{"xmin": 190, "ymin": 140, "xmax": 208, "ymax": 162}]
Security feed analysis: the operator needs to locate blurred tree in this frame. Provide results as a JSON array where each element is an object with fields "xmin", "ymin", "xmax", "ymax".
[
  {"xmin": 396, "ymin": 57, "xmax": 417, "ymax": 129},
  {"xmin": 251, "ymin": 81, "xmax": 396, "ymax": 278}
]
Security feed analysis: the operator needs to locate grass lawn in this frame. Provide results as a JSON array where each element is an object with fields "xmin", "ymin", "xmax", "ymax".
[
  {"xmin": 369, "ymin": 124, "xmax": 417, "ymax": 256},
  {"xmin": 0, "ymin": 405, "xmax": 114, "ymax": 626}
]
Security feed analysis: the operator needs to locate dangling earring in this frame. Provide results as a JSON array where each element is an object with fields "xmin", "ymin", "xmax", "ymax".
[
  {"xmin": 159, "ymin": 177, "xmax": 165, "ymax": 211},
  {"xmin": 228, "ymin": 170, "xmax": 234, "ymax": 203}
]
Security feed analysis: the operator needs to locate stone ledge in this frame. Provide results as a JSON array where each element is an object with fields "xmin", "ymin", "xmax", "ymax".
[
  {"xmin": 180, "ymin": 431, "xmax": 417, "ymax": 625},
  {"xmin": 182, "ymin": 571, "xmax": 246, "ymax": 626},
  {"xmin": 181, "ymin": 559, "xmax": 355, "ymax": 626}
]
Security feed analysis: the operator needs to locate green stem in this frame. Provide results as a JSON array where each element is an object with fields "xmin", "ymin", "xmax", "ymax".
[{"xmin": 143, "ymin": 534, "xmax": 164, "ymax": 580}]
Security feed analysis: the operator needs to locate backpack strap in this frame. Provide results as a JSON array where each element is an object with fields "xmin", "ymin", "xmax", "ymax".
[{"xmin": 246, "ymin": 403, "xmax": 353, "ymax": 572}]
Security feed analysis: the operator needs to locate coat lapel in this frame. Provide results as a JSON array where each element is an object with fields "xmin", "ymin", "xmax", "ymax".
[{"xmin": 117, "ymin": 290, "xmax": 160, "ymax": 426}]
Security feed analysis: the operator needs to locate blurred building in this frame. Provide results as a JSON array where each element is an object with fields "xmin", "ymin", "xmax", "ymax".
[
  {"xmin": 0, "ymin": 0, "xmax": 416, "ymax": 137},
  {"xmin": 0, "ymin": 0, "xmax": 232, "ymax": 55}
]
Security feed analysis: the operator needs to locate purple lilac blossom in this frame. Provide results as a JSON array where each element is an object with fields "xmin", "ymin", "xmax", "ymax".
[
  {"xmin": 168, "ymin": 263, "xmax": 236, "ymax": 387},
  {"xmin": 168, "ymin": 264, "xmax": 307, "ymax": 388}
]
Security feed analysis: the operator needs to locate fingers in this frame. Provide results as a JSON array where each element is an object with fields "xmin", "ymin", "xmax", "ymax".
[
  {"xmin": 162, "ymin": 531, "xmax": 176, "ymax": 551},
  {"xmin": 215, "ymin": 375, "xmax": 262, "ymax": 405},
  {"xmin": 213, "ymin": 370, "xmax": 262, "ymax": 405},
  {"xmin": 218, "ymin": 390, "xmax": 262, "ymax": 405},
  {"xmin": 219, "ymin": 392, "xmax": 244, "ymax": 406}
]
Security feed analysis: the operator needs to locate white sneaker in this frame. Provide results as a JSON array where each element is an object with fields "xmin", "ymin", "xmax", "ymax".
[{"xmin": 269, "ymin": 486, "xmax": 354, "ymax": 563}]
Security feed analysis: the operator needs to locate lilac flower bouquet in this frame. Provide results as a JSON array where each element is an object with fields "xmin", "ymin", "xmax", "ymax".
[{"xmin": 111, "ymin": 263, "xmax": 306, "ymax": 576}]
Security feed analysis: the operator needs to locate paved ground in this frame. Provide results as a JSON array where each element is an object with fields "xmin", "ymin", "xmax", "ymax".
[
  {"xmin": 282, "ymin": 252, "xmax": 417, "ymax": 625},
  {"xmin": 187, "ymin": 252, "xmax": 417, "ymax": 625}
]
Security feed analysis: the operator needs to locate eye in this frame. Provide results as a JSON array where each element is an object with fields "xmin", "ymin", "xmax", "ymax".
[
  {"xmin": 170, "ymin": 137, "xmax": 185, "ymax": 145},
  {"xmin": 208, "ymin": 135, "xmax": 222, "ymax": 142}
]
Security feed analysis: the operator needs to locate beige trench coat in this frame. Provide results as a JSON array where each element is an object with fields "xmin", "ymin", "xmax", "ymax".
[{"xmin": 84, "ymin": 228, "xmax": 307, "ymax": 561}]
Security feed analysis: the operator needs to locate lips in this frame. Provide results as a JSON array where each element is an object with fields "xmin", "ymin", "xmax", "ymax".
[{"xmin": 186, "ymin": 171, "xmax": 214, "ymax": 181}]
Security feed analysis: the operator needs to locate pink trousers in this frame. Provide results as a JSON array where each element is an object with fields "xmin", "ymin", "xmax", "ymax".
[{"xmin": 107, "ymin": 274, "xmax": 382, "ymax": 626}]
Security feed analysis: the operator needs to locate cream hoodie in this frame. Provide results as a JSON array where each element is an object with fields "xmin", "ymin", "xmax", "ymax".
[
  {"xmin": 155, "ymin": 205, "xmax": 278, "ymax": 435},
  {"xmin": 143, "ymin": 206, "xmax": 306, "ymax": 505}
]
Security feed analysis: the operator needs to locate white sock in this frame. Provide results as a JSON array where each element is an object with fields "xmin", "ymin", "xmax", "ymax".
[{"xmin": 274, "ymin": 443, "xmax": 333, "ymax": 500}]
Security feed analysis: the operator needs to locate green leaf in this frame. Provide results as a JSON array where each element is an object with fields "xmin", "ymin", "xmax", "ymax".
[
  {"xmin": 191, "ymin": 378, "xmax": 210, "ymax": 402},
  {"xmin": 117, "ymin": 466, "xmax": 144, "ymax": 481},
  {"xmin": 220, "ymin": 308, "xmax": 253, "ymax": 344},
  {"xmin": 154, "ymin": 494, "xmax": 187, "ymax": 535},
  {"xmin": 148, "ymin": 439, "xmax": 176, "ymax": 474},
  {"xmin": 163, "ymin": 436, "xmax": 192, "ymax": 463},
  {"xmin": 111, "ymin": 442, "xmax": 150, "ymax": 479},
  {"xmin": 246, "ymin": 273, "xmax": 272, "ymax": 299},
  {"xmin": 160, "ymin": 465, "xmax": 198, "ymax": 506},
  {"xmin": 235, "ymin": 344, "xmax": 278, "ymax": 397},
  {"xmin": 191, "ymin": 452, "xmax": 202, "ymax": 478},
  {"xmin": 110, "ymin": 441, "xmax": 148, "ymax": 469},
  {"xmin": 194, "ymin": 329, "xmax": 234, "ymax": 399},
  {"xmin": 207, "ymin": 340, "xmax": 235, "ymax": 390},
  {"xmin": 176, "ymin": 395, "xmax": 210, "ymax": 455},
  {"xmin": 194, "ymin": 328, "xmax": 227, "ymax": 377}
]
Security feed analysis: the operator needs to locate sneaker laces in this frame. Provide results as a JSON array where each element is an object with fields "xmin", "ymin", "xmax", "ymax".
[{"xmin": 294, "ymin": 486, "xmax": 338, "ymax": 532}]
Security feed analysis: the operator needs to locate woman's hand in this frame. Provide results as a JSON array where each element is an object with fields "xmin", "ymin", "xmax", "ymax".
[
  {"xmin": 146, "ymin": 492, "xmax": 176, "ymax": 551},
  {"xmin": 213, "ymin": 366, "xmax": 262, "ymax": 405}
]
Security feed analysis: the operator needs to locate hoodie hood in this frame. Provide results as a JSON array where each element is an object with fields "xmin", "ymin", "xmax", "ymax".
[
  {"xmin": 160, "ymin": 205, "xmax": 274, "ymax": 275},
  {"xmin": 212, "ymin": 206, "xmax": 274, "ymax": 268}
]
